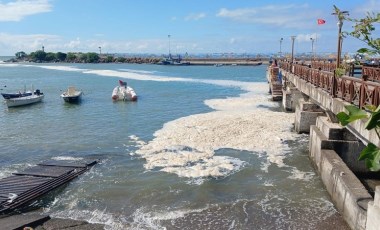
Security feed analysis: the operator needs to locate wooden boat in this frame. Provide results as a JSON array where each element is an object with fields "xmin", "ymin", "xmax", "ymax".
[
  {"xmin": 112, "ymin": 80, "xmax": 137, "ymax": 101},
  {"xmin": 4, "ymin": 89, "xmax": 44, "ymax": 107},
  {"xmin": 61, "ymin": 86, "xmax": 83, "ymax": 103}
]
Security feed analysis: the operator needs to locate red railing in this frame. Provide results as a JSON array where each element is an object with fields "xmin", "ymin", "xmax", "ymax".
[
  {"xmin": 363, "ymin": 66, "xmax": 380, "ymax": 82},
  {"xmin": 279, "ymin": 61, "xmax": 380, "ymax": 109}
]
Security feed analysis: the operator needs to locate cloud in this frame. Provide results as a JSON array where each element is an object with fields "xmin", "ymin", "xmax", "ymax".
[
  {"xmin": 0, "ymin": 0, "xmax": 52, "ymax": 21},
  {"xmin": 0, "ymin": 33, "xmax": 59, "ymax": 52},
  {"xmin": 185, "ymin": 12, "xmax": 206, "ymax": 21},
  {"xmin": 353, "ymin": 0, "xmax": 380, "ymax": 15},
  {"xmin": 216, "ymin": 4, "xmax": 323, "ymax": 29},
  {"xmin": 296, "ymin": 33, "xmax": 320, "ymax": 42}
]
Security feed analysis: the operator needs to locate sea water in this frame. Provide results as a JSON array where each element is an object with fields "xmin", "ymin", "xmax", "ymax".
[{"xmin": 0, "ymin": 62, "xmax": 348, "ymax": 229}]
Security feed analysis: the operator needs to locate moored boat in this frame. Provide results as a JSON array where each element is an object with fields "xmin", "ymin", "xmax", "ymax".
[
  {"xmin": 112, "ymin": 80, "xmax": 137, "ymax": 101},
  {"xmin": 61, "ymin": 86, "xmax": 83, "ymax": 103},
  {"xmin": 4, "ymin": 89, "xmax": 44, "ymax": 108},
  {"xmin": 1, "ymin": 91, "xmax": 32, "ymax": 99}
]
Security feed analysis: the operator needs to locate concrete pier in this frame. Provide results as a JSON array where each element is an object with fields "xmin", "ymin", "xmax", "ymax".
[{"xmin": 274, "ymin": 67, "xmax": 380, "ymax": 230}]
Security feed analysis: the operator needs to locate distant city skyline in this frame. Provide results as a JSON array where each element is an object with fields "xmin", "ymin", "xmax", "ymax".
[{"xmin": 0, "ymin": 0, "xmax": 379, "ymax": 56}]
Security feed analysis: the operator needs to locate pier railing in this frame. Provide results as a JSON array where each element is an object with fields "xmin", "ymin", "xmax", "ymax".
[{"xmin": 279, "ymin": 61, "xmax": 380, "ymax": 109}]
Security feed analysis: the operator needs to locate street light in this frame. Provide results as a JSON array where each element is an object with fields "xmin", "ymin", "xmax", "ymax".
[
  {"xmin": 99, "ymin": 46, "xmax": 101, "ymax": 55},
  {"xmin": 310, "ymin": 37, "xmax": 315, "ymax": 60},
  {"xmin": 168, "ymin": 35, "xmax": 171, "ymax": 56},
  {"xmin": 332, "ymin": 8, "xmax": 349, "ymax": 68},
  {"xmin": 279, "ymin": 38, "xmax": 283, "ymax": 56}
]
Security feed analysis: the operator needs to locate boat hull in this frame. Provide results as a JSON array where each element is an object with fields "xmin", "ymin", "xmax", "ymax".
[
  {"xmin": 112, "ymin": 86, "xmax": 137, "ymax": 101},
  {"xmin": 5, "ymin": 95, "xmax": 44, "ymax": 107},
  {"xmin": 62, "ymin": 95, "xmax": 81, "ymax": 103},
  {"xmin": 60, "ymin": 87, "xmax": 83, "ymax": 103}
]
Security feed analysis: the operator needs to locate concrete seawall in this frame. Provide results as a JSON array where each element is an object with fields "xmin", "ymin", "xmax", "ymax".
[{"xmin": 269, "ymin": 67, "xmax": 380, "ymax": 230}]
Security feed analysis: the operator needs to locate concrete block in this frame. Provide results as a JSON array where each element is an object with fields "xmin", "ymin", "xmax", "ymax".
[
  {"xmin": 295, "ymin": 100, "xmax": 326, "ymax": 133},
  {"xmin": 316, "ymin": 116, "xmax": 358, "ymax": 141},
  {"xmin": 310, "ymin": 122, "xmax": 367, "ymax": 174},
  {"xmin": 367, "ymin": 186, "xmax": 380, "ymax": 230},
  {"xmin": 319, "ymin": 149, "xmax": 371, "ymax": 230}
]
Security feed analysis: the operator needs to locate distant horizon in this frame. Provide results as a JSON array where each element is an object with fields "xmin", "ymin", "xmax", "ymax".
[{"xmin": 0, "ymin": 0, "xmax": 378, "ymax": 56}]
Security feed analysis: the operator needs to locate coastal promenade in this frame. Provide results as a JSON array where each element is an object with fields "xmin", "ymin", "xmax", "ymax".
[{"xmin": 267, "ymin": 60, "xmax": 380, "ymax": 230}]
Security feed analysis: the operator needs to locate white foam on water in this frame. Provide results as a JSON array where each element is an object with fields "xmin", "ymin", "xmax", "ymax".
[
  {"xmin": 287, "ymin": 167, "xmax": 315, "ymax": 181},
  {"xmin": 130, "ymin": 206, "xmax": 208, "ymax": 229},
  {"xmin": 119, "ymin": 68, "xmax": 158, "ymax": 75},
  {"xmin": 51, "ymin": 156, "xmax": 84, "ymax": 161},
  {"xmin": 0, "ymin": 163, "xmax": 34, "ymax": 179},
  {"xmin": 28, "ymin": 64, "xmax": 89, "ymax": 72},
  {"xmin": 135, "ymin": 83, "xmax": 298, "ymax": 178},
  {"xmin": 15, "ymin": 64, "xmax": 258, "ymax": 90}
]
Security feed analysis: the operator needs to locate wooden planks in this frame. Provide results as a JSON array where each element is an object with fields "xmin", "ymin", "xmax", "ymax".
[{"xmin": 0, "ymin": 159, "xmax": 97, "ymax": 214}]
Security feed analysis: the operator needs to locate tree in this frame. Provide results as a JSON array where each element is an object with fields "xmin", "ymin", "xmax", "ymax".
[
  {"xmin": 105, "ymin": 55, "xmax": 114, "ymax": 63},
  {"xmin": 33, "ymin": 50, "xmax": 46, "ymax": 62},
  {"xmin": 116, "ymin": 57, "xmax": 126, "ymax": 63},
  {"xmin": 45, "ymin": 52, "xmax": 56, "ymax": 62},
  {"xmin": 348, "ymin": 12, "xmax": 380, "ymax": 55},
  {"xmin": 15, "ymin": 51, "xmax": 26, "ymax": 59},
  {"xmin": 66, "ymin": 52, "xmax": 77, "ymax": 62},
  {"xmin": 86, "ymin": 52, "xmax": 99, "ymax": 63},
  {"xmin": 56, "ymin": 52, "xmax": 67, "ymax": 62}
]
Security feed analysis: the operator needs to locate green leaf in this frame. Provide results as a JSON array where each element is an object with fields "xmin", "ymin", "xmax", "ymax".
[
  {"xmin": 358, "ymin": 143, "xmax": 380, "ymax": 171},
  {"xmin": 338, "ymin": 105, "xmax": 368, "ymax": 126},
  {"xmin": 357, "ymin": 48, "xmax": 370, "ymax": 53},
  {"xmin": 365, "ymin": 105, "xmax": 377, "ymax": 112},
  {"xmin": 365, "ymin": 110, "xmax": 380, "ymax": 130},
  {"xmin": 337, "ymin": 112, "xmax": 351, "ymax": 126}
]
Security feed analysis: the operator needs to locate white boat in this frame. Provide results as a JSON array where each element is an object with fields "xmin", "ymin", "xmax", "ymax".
[
  {"xmin": 61, "ymin": 86, "xmax": 83, "ymax": 103},
  {"xmin": 4, "ymin": 89, "xmax": 44, "ymax": 108},
  {"xmin": 112, "ymin": 80, "xmax": 137, "ymax": 101}
]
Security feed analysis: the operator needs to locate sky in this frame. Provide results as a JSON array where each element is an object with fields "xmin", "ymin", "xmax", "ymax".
[{"xmin": 0, "ymin": 0, "xmax": 379, "ymax": 56}]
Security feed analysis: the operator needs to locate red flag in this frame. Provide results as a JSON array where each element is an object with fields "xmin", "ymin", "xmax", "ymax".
[{"xmin": 317, "ymin": 19, "xmax": 326, "ymax": 25}]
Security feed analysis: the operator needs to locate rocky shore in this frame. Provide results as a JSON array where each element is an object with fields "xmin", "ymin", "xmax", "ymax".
[{"xmin": 6, "ymin": 55, "xmax": 268, "ymax": 66}]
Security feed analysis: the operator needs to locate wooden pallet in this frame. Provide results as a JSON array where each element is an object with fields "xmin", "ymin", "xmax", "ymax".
[{"xmin": 0, "ymin": 159, "xmax": 97, "ymax": 214}]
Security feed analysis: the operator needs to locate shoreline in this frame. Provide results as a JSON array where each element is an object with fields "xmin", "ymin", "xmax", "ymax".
[{"xmin": 4, "ymin": 56, "xmax": 269, "ymax": 66}]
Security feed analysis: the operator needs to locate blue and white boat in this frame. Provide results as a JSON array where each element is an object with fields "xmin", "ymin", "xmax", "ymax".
[{"xmin": 4, "ymin": 89, "xmax": 44, "ymax": 107}]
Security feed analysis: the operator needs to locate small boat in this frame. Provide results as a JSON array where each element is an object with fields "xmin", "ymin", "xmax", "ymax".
[
  {"xmin": 1, "ymin": 91, "xmax": 32, "ymax": 99},
  {"xmin": 112, "ymin": 80, "xmax": 137, "ymax": 101},
  {"xmin": 4, "ymin": 89, "xmax": 44, "ymax": 108},
  {"xmin": 61, "ymin": 86, "xmax": 83, "ymax": 103}
]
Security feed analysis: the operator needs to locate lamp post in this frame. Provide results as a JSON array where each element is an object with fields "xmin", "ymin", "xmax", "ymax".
[
  {"xmin": 42, "ymin": 45, "xmax": 44, "ymax": 52},
  {"xmin": 291, "ymin": 35, "xmax": 296, "ymax": 61},
  {"xmin": 332, "ymin": 9, "xmax": 349, "ymax": 68},
  {"xmin": 290, "ymin": 36, "xmax": 296, "ymax": 73},
  {"xmin": 310, "ymin": 37, "xmax": 315, "ymax": 62},
  {"xmin": 168, "ymin": 35, "xmax": 171, "ymax": 57},
  {"xmin": 99, "ymin": 46, "xmax": 101, "ymax": 55},
  {"xmin": 279, "ymin": 37, "xmax": 283, "ymax": 57}
]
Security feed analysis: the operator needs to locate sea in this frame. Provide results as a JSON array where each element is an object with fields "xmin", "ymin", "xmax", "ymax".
[{"xmin": 0, "ymin": 60, "xmax": 349, "ymax": 229}]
